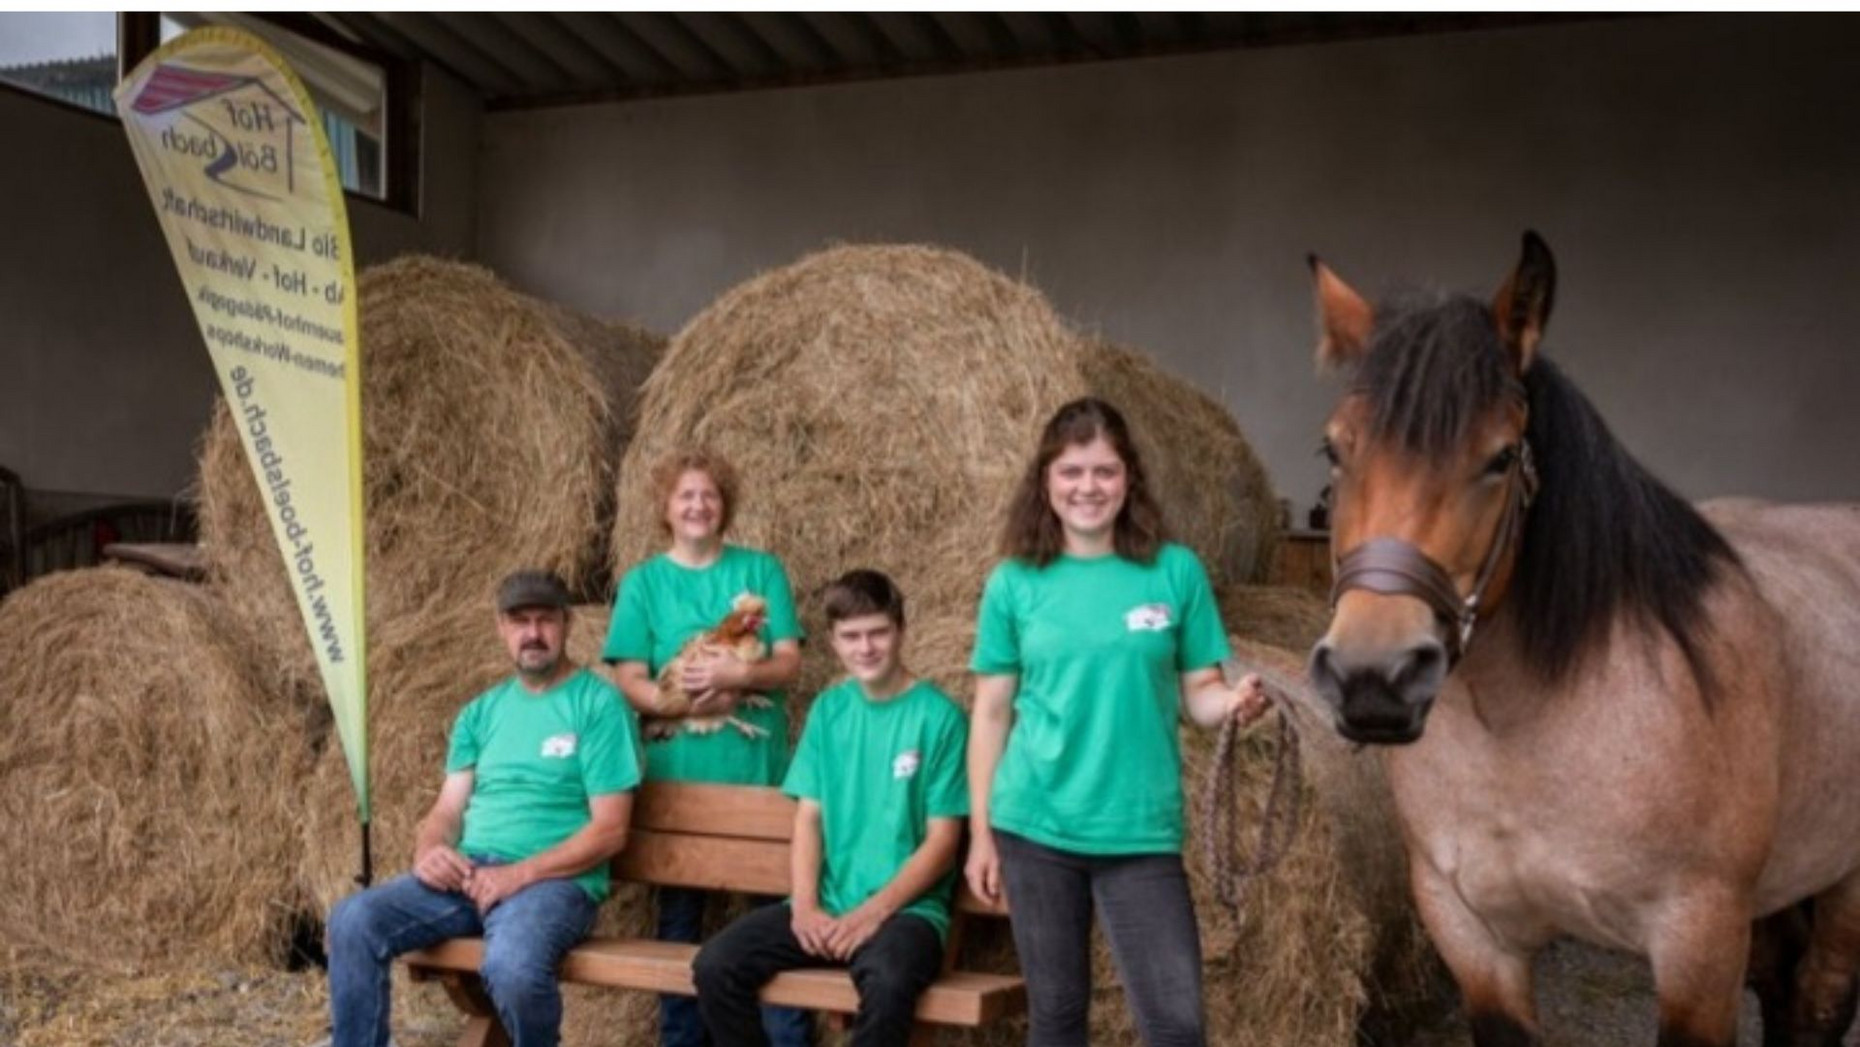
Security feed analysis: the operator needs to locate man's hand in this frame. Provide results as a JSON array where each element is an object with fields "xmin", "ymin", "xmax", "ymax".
[
  {"xmin": 413, "ymin": 845, "xmax": 473, "ymax": 892},
  {"xmin": 823, "ymin": 901, "xmax": 890, "ymax": 961},
  {"xmin": 791, "ymin": 901, "xmax": 838, "ymax": 958},
  {"xmin": 680, "ymin": 652, "xmax": 747, "ymax": 694},
  {"xmin": 463, "ymin": 862, "xmax": 533, "ymax": 914}
]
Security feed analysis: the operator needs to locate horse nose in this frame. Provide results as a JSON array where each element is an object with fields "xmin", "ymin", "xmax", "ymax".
[{"xmin": 1309, "ymin": 638, "xmax": 1448, "ymax": 743}]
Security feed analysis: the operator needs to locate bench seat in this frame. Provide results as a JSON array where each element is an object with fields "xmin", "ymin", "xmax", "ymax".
[
  {"xmin": 397, "ymin": 783, "xmax": 1024, "ymax": 1044},
  {"xmin": 406, "ymin": 937, "xmax": 1026, "ymax": 1025}
]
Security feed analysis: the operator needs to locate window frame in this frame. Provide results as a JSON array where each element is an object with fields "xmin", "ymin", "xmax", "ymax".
[
  {"xmin": 0, "ymin": 12, "xmax": 129, "ymax": 126},
  {"xmin": 0, "ymin": 11, "xmax": 420, "ymax": 215}
]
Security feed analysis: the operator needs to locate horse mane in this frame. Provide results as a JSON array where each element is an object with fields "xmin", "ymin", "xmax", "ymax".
[{"xmin": 1356, "ymin": 290, "xmax": 1739, "ymax": 693}]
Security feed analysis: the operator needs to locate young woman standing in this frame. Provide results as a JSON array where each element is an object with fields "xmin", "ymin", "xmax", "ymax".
[{"xmin": 965, "ymin": 398, "xmax": 1267, "ymax": 1047}]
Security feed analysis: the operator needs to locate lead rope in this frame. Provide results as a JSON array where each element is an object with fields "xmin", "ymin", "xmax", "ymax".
[{"xmin": 1198, "ymin": 657, "xmax": 1308, "ymax": 921}]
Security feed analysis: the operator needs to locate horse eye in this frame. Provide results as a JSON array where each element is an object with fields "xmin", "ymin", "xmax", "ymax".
[{"xmin": 1484, "ymin": 445, "xmax": 1518, "ymax": 477}]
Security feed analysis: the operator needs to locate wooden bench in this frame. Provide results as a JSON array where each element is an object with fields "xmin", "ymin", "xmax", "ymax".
[{"xmin": 403, "ymin": 782, "xmax": 1024, "ymax": 1046}]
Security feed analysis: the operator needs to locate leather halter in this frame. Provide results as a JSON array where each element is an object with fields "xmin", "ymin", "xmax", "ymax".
[{"xmin": 1329, "ymin": 440, "xmax": 1539, "ymax": 665}]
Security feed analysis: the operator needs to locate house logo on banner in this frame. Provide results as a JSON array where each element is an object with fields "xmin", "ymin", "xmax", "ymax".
[{"xmin": 133, "ymin": 64, "xmax": 308, "ymax": 201}]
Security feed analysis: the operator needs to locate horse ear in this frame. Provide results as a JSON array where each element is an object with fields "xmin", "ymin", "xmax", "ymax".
[
  {"xmin": 1309, "ymin": 254, "xmax": 1374, "ymax": 371},
  {"xmin": 1492, "ymin": 230, "xmax": 1557, "ymax": 373}
]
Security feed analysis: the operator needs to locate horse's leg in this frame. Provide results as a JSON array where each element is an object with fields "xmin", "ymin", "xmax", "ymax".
[
  {"xmin": 1647, "ymin": 890, "xmax": 1752, "ymax": 1047},
  {"xmin": 1748, "ymin": 903, "xmax": 1813, "ymax": 1047},
  {"xmin": 1410, "ymin": 867, "xmax": 1539, "ymax": 1045},
  {"xmin": 1789, "ymin": 873, "xmax": 1860, "ymax": 1045}
]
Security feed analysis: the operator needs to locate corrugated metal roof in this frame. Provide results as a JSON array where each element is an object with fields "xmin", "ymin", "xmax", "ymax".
[{"xmin": 309, "ymin": 12, "xmax": 1614, "ymax": 109}]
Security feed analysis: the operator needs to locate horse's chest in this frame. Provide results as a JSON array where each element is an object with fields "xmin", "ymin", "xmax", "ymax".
[{"xmin": 1390, "ymin": 743, "xmax": 1657, "ymax": 950}]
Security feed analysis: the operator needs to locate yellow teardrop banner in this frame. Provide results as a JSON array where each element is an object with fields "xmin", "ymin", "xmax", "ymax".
[{"xmin": 115, "ymin": 27, "xmax": 369, "ymax": 823}]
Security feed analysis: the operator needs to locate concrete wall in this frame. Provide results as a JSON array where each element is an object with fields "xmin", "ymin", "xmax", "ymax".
[
  {"xmin": 479, "ymin": 14, "xmax": 1860, "ymax": 517},
  {"xmin": 0, "ymin": 63, "xmax": 482, "ymax": 514}
]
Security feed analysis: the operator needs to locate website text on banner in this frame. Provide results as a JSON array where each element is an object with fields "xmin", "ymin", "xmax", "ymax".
[{"xmin": 115, "ymin": 27, "xmax": 369, "ymax": 827}]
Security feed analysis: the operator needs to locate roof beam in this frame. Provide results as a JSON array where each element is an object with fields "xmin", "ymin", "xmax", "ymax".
[
  {"xmin": 794, "ymin": 13, "xmax": 884, "ymax": 69},
  {"xmin": 995, "ymin": 13, "xmax": 1063, "ymax": 54},
  {"xmin": 375, "ymin": 12, "xmax": 527, "ymax": 96},
  {"xmin": 555, "ymin": 13, "xmax": 678, "ymax": 86},
  {"xmin": 1063, "ymin": 12, "xmax": 1123, "ymax": 58},
  {"xmin": 322, "ymin": 13, "xmax": 424, "ymax": 63},
  {"xmin": 614, "ymin": 13, "xmax": 733, "ymax": 81},
  {"xmin": 735, "ymin": 13, "xmax": 838, "ymax": 72},
  {"xmin": 488, "ymin": 14, "xmax": 628, "ymax": 89},
  {"xmin": 439, "ymin": 13, "xmax": 579, "ymax": 94},
  {"xmin": 928, "ymin": 13, "xmax": 1013, "ymax": 60},
  {"xmin": 306, "ymin": 13, "xmax": 364, "ymax": 46},
  {"xmin": 1132, "ymin": 12, "xmax": 1186, "ymax": 50},
  {"xmin": 671, "ymin": 13, "xmax": 782, "ymax": 80},
  {"xmin": 866, "ymin": 13, "xmax": 952, "ymax": 64}
]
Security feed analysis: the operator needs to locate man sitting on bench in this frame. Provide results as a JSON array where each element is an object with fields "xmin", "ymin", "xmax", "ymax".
[
  {"xmin": 693, "ymin": 569, "xmax": 969, "ymax": 1046},
  {"xmin": 327, "ymin": 569, "xmax": 643, "ymax": 1047}
]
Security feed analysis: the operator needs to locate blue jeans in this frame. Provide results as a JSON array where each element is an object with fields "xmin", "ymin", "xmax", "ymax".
[
  {"xmin": 659, "ymin": 887, "xmax": 814, "ymax": 1047},
  {"xmin": 327, "ymin": 862, "xmax": 597, "ymax": 1047},
  {"xmin": 994, "ymin": 830, "xmax": 1206, "ymax": 1047}
]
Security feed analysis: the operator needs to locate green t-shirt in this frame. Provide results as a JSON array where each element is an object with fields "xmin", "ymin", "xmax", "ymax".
[
  {"xmin": 783, "ymin": 678, "xmax": 970, "ymax": 938},
  {"xmin": 446, "ymin": 668, "xmax": 644, "ymax": 901},
  {"xmin": 970, "ymin": 542, "xmax": 1229, "ymax": 855},
  {"xmin": 602, "ymin": 544, "xmax": 803, "ymax": 785}
]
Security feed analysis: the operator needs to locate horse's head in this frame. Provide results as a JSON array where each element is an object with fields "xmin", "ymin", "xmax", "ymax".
[{"xmin": 1304, "ymin": 233, "xmax": 1555, "ymax": 745}]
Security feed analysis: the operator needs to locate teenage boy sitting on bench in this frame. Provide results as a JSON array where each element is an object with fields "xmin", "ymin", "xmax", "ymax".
[{"xmin": 693, "ymin": 569, "xmax": 969, "ymax": 1046}]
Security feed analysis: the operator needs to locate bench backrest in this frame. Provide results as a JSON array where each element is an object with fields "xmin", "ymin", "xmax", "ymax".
[{"xmin": 616, "ymin": 782, "xmax": 1007, "ymax": 917}]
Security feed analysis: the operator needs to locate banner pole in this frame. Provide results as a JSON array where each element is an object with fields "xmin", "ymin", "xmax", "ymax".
[{"xmin": 357, "ymin": 820, "xmax": 373, "ymax": 888}]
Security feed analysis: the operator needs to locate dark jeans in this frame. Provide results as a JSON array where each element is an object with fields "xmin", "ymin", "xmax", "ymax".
[
  {"xmin": 692, "ymin": 903, "xmax": 943, "ymax": 1047},
  {"xmin": 326, "ymin": 865, "xmax": 596, "ymax": 1047},
  {"xmin": 994, "ymin": 830, "xmax": 1206, "ymax": 1047},
  {"xmin": 658, "ymin": 886, "xmax": 815, "ymax": 1047}
]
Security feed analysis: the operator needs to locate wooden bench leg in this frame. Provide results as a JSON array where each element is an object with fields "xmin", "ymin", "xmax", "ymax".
[
  {"xmin": 836, "ymin": 1016, "xmax": 937, "ymax": 1044},
  {"xmin": 432, "ymin": 970, "xmax": 512, "ymax": 1047}
]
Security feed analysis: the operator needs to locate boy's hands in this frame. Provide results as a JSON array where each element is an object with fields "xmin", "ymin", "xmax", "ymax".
[
  {"xmin": 792, "ymin": 900, "xmax": 891, "ymax": 960},
  {"xmin": 791, "ymin": 901, "xmax": 838, "ymax": 958},
  {"xmin": 822, "ymin": 901, "xmax": 889, "ymax": 960}
]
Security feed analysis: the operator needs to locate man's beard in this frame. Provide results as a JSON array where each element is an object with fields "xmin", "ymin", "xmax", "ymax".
[{"xmin": 516, "ymin": 646, "xmax": 560, "ymax": 680}]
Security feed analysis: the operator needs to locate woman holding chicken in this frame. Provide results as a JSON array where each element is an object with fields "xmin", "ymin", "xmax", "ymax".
[
  {"xmin": 964, "ymin": 398, "xmax": 1267, "ymax": 1047},
  {"xmin": 603, "ymin": 447, "xmax": 813, "ymax": 1047}
]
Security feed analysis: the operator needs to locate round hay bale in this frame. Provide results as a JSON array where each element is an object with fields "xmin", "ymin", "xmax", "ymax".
[
  {"xmin": 1077, "ymin": 339, "xmax": 1280, "ymax": 587},
  {"xmin": 610, "ymin": 244, "xmax": 1087, "ymax": 702},
  {"xmin": 610, "ymin": 245, "xmax": 1282, "ymax": 708},
  {"xmin": 0, "ymin": 568, "xmax": 315, "ymax": 972},
  {"xmin": 197, "ymin": 255, "xmax": 662, "ymax": 700},
  {"xmin": 1218, "ymin": 583, "xmax": 1332, "ymax": 653}
]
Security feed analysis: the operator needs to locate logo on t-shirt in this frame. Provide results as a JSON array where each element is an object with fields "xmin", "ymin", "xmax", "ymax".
[
  {"xmin": 1125, "ymin": 603, "xmax": 1174, "ymax": 632},
  {"xmin": 540, "ymin": 733, "xmax": 578, "ymax": 758},
  {"xmin": 892, "ymin": 749, "xmax": 921, "ymax": 780}
]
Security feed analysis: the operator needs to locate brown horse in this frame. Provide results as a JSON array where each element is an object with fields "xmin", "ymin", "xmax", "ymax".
[{"xmin": 1301, "ymin": 233, "xmax": 1860, "ymax": 1046}]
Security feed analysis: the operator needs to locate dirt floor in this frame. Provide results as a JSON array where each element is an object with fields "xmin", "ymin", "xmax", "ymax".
[{"xmin": 2, "ymin": 940, "xmax": 1851, "ymax": 1046}]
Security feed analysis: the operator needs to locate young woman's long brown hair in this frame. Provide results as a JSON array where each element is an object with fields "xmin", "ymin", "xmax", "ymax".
[{"xmin": 1000, "ymin": 397, "xmax": 1166, "ymax": 566}]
